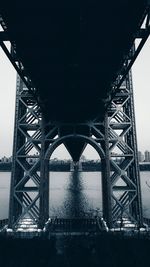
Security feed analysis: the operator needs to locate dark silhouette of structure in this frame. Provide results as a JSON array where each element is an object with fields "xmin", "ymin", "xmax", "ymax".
[{"xmin": 0, "ymin": 1, "xmax": 149, "ymax": 231}]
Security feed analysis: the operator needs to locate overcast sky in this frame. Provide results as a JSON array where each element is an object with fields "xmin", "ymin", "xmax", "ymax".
[{"xmin": 0, "ymin": 37, "xmax": 149, "ymax": 159}]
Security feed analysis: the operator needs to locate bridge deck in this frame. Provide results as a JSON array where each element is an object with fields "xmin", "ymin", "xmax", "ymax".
[{"xmin": 0, "ymin": 1, "xmax": 147, "ymax": 121}]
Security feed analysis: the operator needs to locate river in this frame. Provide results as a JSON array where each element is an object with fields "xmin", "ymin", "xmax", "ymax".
[{"xmin": 0, "ymin": 171, "xmax": 150, "ymax": 220}]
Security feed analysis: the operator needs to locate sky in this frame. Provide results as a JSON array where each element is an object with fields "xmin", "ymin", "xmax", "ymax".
[{"xmin": 0, "ymin": 37, "xmax": 149, "ymax": 160}]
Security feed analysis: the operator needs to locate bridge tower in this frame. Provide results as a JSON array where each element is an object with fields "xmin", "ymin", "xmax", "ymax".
[{"xmin": 8, "ymin": 70, "xmax": 143, "ymax": 229}]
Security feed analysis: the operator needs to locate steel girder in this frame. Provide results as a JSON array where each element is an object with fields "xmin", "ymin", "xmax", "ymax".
[
  {"xmin": 0, "ymin": 16, "xmax": 38, "ymax": 99},
  {"xmin": 104, "ymin": 5, "xmax": 150, "ymax": 106}
]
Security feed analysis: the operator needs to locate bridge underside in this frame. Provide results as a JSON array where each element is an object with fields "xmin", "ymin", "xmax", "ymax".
[{"xmin": 0, "ymin": 0, "xmax": 148, "ymax": 122}]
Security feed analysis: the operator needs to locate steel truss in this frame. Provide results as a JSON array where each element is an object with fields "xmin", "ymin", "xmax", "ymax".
[
  {"xmin": 0, "ymin": 16, "xmax": 38, "ymax": 98},
  {"xmin": 104, "ymin": 5, "xmax": 150, "ymax": 105},
  {"xmin": 9, "ymin": 75, "xmax": 42, "ymax": 228},
  {"xmin": 107, "ymin": 71, "xmax": 143, "ymax": 227},
  {"xmin": 8, "ymin": 70, "xmax": 142, "ymax": 229}
]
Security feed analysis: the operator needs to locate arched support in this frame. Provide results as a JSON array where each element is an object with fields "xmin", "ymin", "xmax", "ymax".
[
  {"xmin": 44, "ymin": 132, "xmax": 113, "ymax": 228},
  {"xmin": 45, "ymin": 135, "xmax": 105, "ymax": 160},
  {"xmin": 38, "ymin": 134, "xmax": 108, "ymax": 228}
]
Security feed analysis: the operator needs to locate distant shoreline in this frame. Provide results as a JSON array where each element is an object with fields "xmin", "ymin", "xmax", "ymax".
[{"xmin": 0, "ymin": 162, "xmax": 150, "ymax": 172}]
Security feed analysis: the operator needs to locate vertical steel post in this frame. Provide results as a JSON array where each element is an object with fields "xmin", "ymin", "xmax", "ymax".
[
  {"xmin": 39, "ymin": 117, "xmax": 49, "ymax": 228},
  {"xmin": 101, "ymin": 112, "xmax": 112, "ymax": 228},
  {"xmin": 125, "ymin": 71, "xmax": 143, "ymax": 225},
  {"xmin": 8, "ymin": 77, "xmax": 25, "ymax": 227}
]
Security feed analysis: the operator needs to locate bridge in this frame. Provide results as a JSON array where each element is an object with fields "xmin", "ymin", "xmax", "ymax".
[{"xmin": 0, "ymin": 1, "xmax": 150, "ymax": 233}]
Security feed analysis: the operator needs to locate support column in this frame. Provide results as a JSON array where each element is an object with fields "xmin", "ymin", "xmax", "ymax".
[
  {"xmin": 8, "ymin": 77, "xmax": 25, "ymax": 227},
  {"xmin": 125, "ymin": 71, "xmax": 143, "ymax": 226},
  {"xmin": 8, "ymin": 74, "xmax": 42, "ymax": 228},
  {"xmin": 101, "ymin": 112, "xmax": 112, "ymax": 228},
  {"xmin": 39, "ymin": 117, "xmax": 49, "ymax": 228},
  {"xmin": 107, "ymin": 72, "xmax": 143, "ymax": 227}
]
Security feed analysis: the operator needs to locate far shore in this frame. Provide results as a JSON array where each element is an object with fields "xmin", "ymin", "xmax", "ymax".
[{"xmin": 0, "ymin": 162, "xmax": 150, "ymax": 172}]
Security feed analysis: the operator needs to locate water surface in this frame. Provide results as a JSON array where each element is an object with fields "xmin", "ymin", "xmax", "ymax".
[{"xmin": 0, "ymin": 171, "xmax": 150, "ymax": 219}]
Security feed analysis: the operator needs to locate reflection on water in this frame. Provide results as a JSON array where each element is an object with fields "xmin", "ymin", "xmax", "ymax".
[
  {"xmin": 49, "ymin": 171, "xmax": 102, "ymax": 218},
  {"xmin": 140, "ymin": 172, "xmax": 150, "ymax": 218},
  {"xmin": 62, "ymin": 171, "xmax": 90, "ymax": 218},
  {"xmin": 0, "ymin": 172, "xmax": 10, "ymax": 220},
  {"xmin": 0, "ymin": 171, "xmax": 150, "ymax": 219}
]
